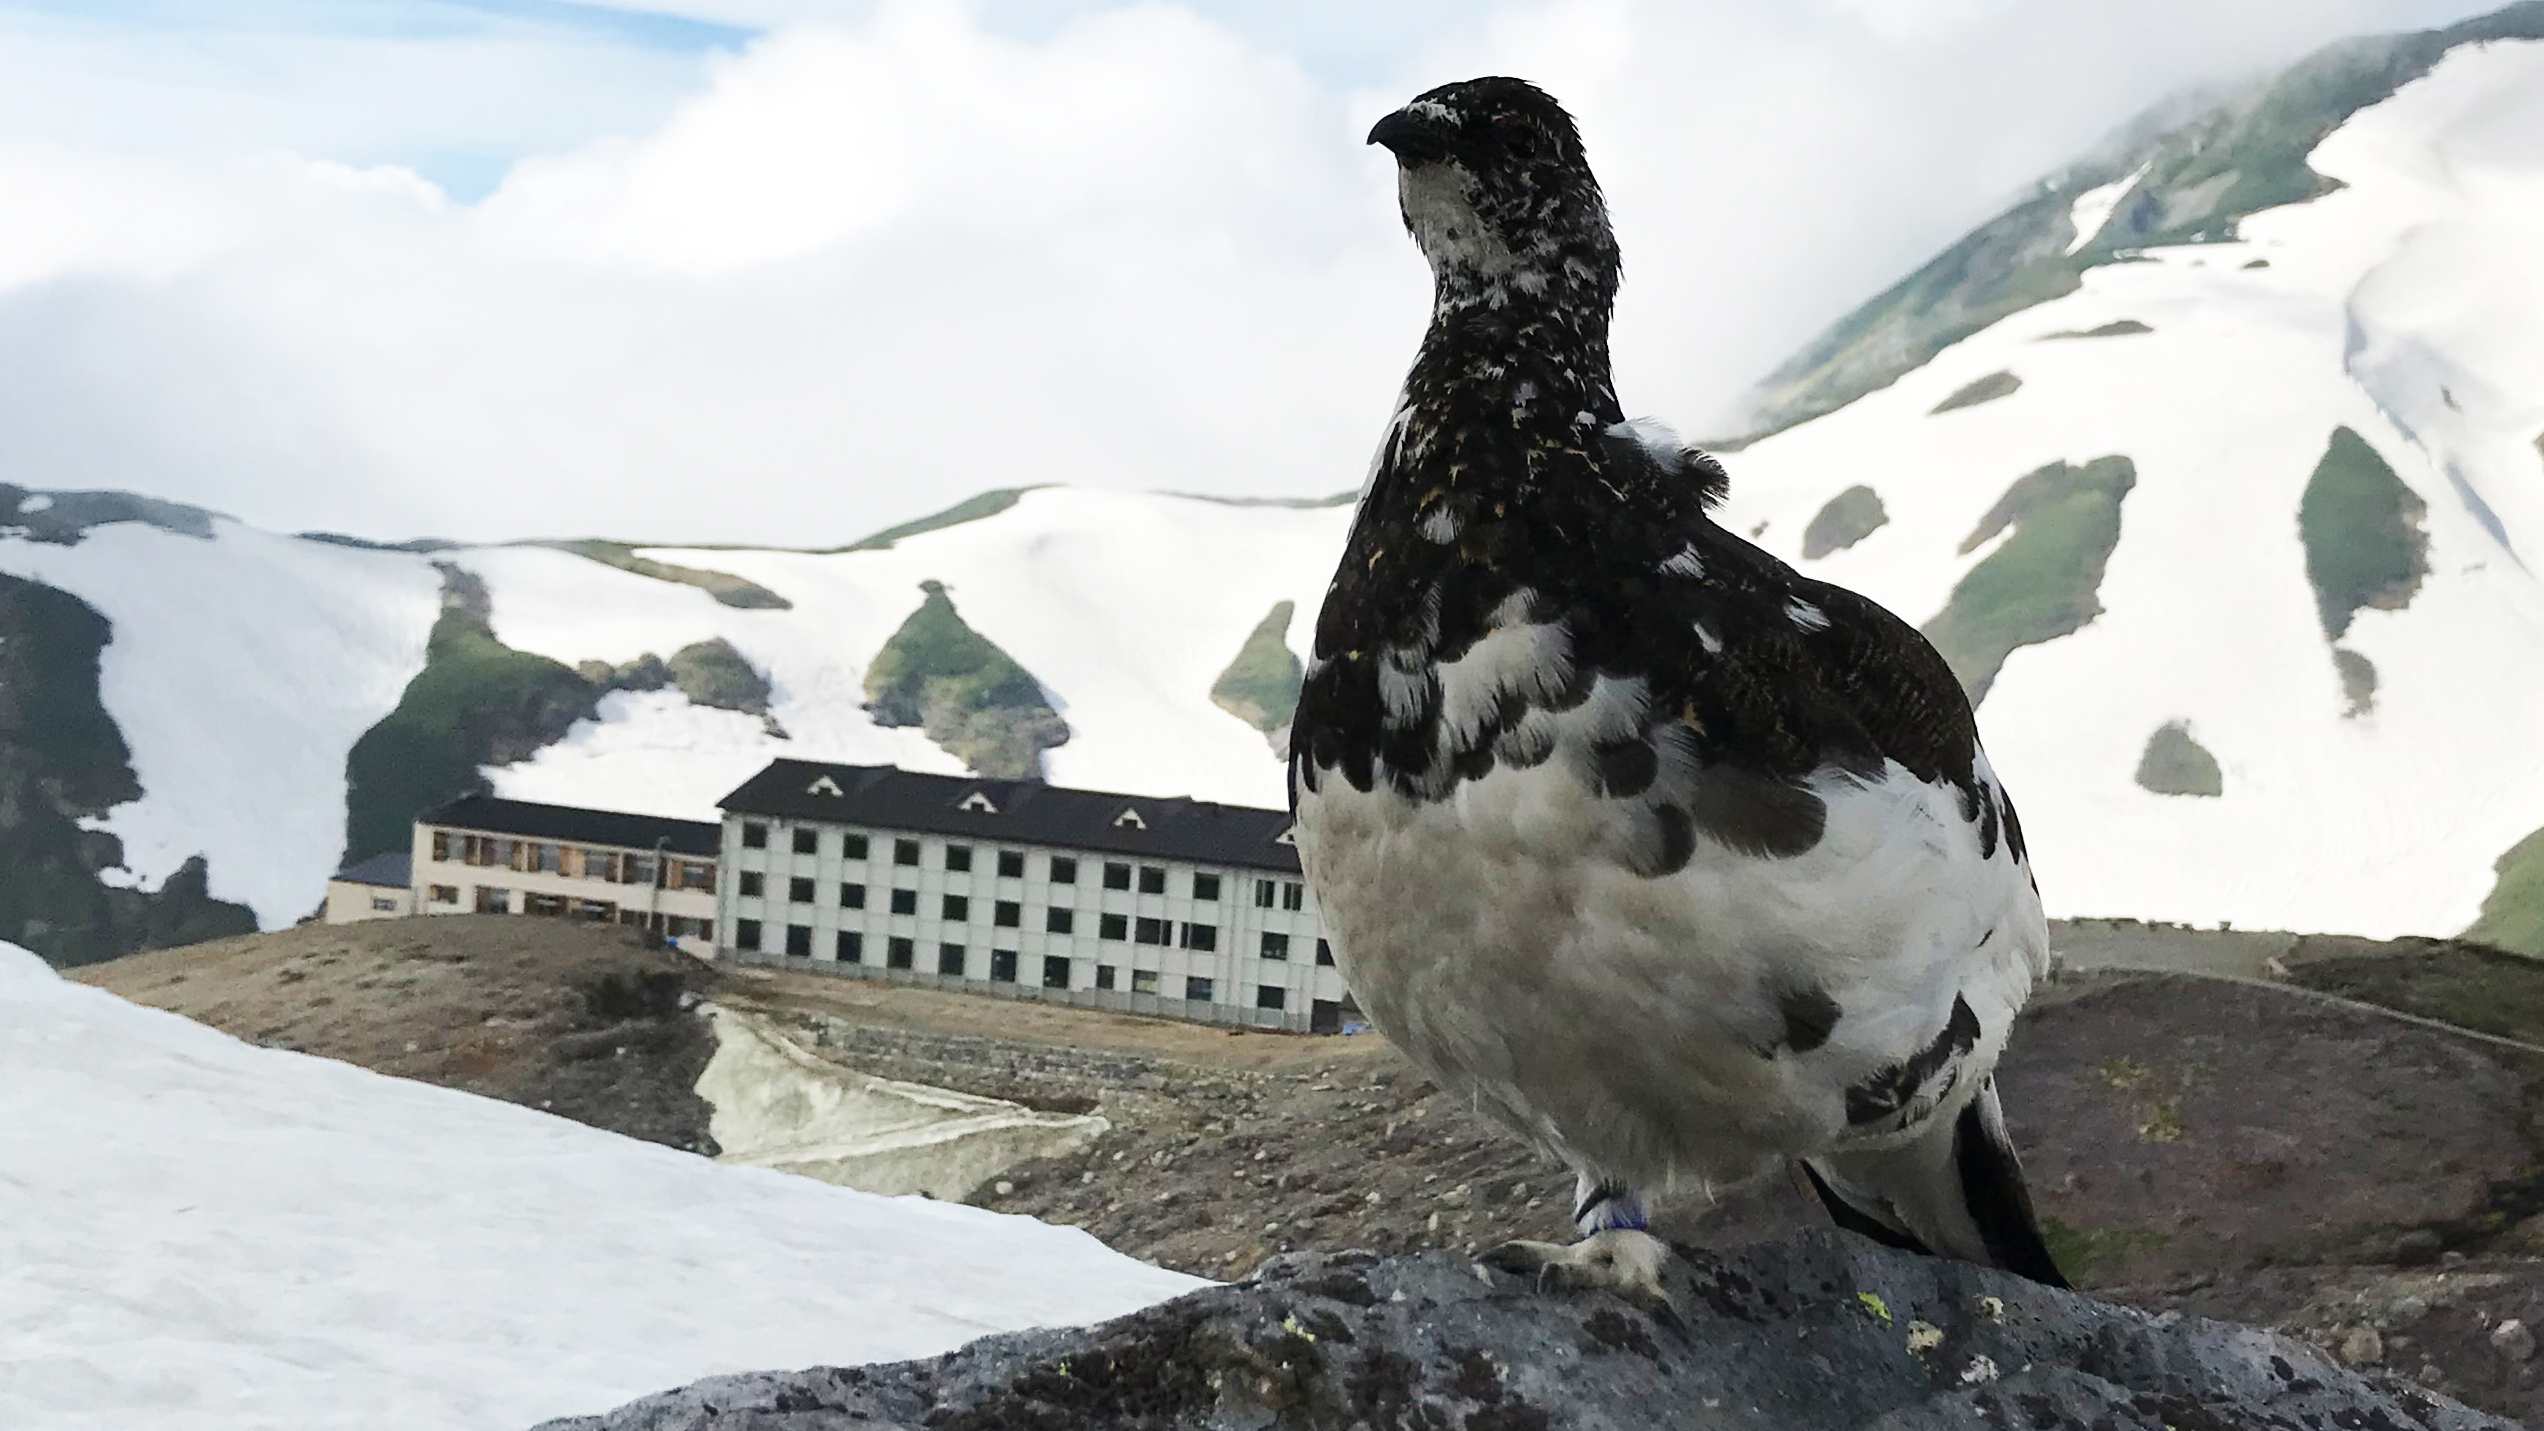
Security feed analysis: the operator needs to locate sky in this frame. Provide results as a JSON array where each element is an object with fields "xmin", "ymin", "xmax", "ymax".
[{"xmin": 0, "ymin": 0, "xmax": 2508, "ymax": 546}]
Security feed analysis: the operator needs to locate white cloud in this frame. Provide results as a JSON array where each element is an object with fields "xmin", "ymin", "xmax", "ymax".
[
  {"xmin": 0, "ymin": 0, "xmax": 2509, "ymax": 544},
  {"xmin": 0, "ymin": 0, "xmax": 1415, "ymax": 543}
]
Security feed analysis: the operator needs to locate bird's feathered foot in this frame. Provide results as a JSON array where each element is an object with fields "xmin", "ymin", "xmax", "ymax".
[{"xmin": 1475, "ymin": 1229, "xmax": 1674, "ymax": 1310}]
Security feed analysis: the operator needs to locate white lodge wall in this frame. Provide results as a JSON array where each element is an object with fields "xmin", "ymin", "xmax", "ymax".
[{"xmin": 715, "ymin": 813, "xmax": 1355, "ymax": 1034}]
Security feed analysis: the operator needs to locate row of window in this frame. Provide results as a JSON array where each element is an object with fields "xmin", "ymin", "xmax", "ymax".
[
  {"xmin": 432, "ymin": 831, "xmax": 717, "ymax": 892},
  {"xmin": 730, "ymin": 920, "xmax": 1296, "ymax": 1008},
  {"xmin": 438, "ymin": 884, "xmax": 712, "ymax": 939},
  {"xmin": 735, "ymin": 823, "xmax": 1309, "ymax": 910},
  {"xmin": 727, "ymin": 918, "xmax": 1327, "ymax": 967}
]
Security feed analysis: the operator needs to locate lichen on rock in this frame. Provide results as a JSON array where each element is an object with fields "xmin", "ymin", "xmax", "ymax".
[{"xmin": 534, "ymin": 1237, "xmax": 2518, "ymax": 1431}]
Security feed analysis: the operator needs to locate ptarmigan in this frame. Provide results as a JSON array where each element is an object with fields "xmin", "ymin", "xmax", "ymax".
[{"xmin": 1289, "ymin": 76, "xmax": 2067, "ymax": 1295}]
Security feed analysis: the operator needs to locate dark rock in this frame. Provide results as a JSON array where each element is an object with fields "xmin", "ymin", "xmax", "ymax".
[{"xmin": 529, "ymin": 1236, "xmax": 2518, "ymax": 1430}]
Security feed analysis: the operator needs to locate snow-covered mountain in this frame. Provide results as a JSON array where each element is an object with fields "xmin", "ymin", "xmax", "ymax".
[
  {"xmin": 1717, "ymin": 14, "xmax": 2544, "ymax": 949},
  {"xmin": 4, "ymin": 7, "xmax": 2542, "ymax": 962},
  {"xmin": 0, "ymin": 941, "xmax": 1199, "ymax": 1430}
]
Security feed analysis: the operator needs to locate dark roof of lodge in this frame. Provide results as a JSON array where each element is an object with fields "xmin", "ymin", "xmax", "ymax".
[
  {"xmin": 719, "ymin": 759, "xmax": 1302, "ymax": 875},
  {"xmin": 332, "ymin": 850, "xmax": 413, "ymax": 889},
  {"xmin": 418, "ymin": 794, "xmax": 721, "ymax": 858}
]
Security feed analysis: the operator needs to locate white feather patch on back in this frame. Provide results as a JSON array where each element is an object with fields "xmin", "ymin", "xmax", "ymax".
[
  {"xmin": 1608, "ymin": 417, "xmax": 1688, "ymax": 471},
  {"xmin": 1434, "ymin": 614, "xmax": 1572, "ymax": 752}
]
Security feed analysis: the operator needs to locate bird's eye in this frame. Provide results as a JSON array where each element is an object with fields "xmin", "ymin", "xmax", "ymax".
[{"xmin": 1494, "ymin": 115, "xmax": 1537, "ymax": 155}]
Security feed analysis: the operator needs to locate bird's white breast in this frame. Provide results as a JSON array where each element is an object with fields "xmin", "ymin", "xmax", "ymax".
[{"xmin": 1293, "ymin": 741, "xmax": 2044, "ymax": 1194}]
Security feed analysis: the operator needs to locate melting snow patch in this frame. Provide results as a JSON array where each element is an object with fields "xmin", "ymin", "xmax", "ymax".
[
  {"xmin": 2066, "ymin": 163, "xmax": 2150, "ymax": 255},
  {"xmin": 0, "ymin": 941, "xmax": 1199, "ymax": 1431}
]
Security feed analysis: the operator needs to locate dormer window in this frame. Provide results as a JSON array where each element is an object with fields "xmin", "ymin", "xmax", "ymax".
[
  {"xmin": 1114, "ymin": 808, "xmax": 1146, "ymax": 830},
  {"xmin": 806, "ymin": 775, "xmax": 844, "ymax": 797},
  {"xmin": 958, "ymin": 791, "xmax": 998, "ymax": 814}
]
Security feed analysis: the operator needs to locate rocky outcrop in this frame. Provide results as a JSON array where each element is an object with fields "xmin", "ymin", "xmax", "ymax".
[{"xmin": 534, "ymin": 1236, "xmax": 2516, "ymax": 1430}]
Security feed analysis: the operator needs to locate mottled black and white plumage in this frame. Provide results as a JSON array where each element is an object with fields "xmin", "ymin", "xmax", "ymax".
[{"xmin": 1291, "ymin": 77, "xmax": 2066, "ymax": 1290}]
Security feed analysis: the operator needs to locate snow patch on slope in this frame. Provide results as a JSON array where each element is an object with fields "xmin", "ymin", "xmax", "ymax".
[
  {"xmin": 700, "ymin": 1005, "xmax": 1109, "ymax": 1200},
  {"xmin": 0, "ymin": 939, "xmax": 1200, "ymax": 1431},
  {"xmin": 2065, "ymin": 162, "xmax": 2149, "ymax": 255},
  {"xmin": 0, "ymin": 522, "xmax": 439, "ymax": 924}
]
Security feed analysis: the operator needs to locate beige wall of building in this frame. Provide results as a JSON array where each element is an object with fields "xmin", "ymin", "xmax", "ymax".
[
  {"xmin": 323, "ymin": 878, "xmax": 413, "ymax": 925},
  {"xmin": 411, "ymin": 822, "xmax": 719, "ymax": 956}
]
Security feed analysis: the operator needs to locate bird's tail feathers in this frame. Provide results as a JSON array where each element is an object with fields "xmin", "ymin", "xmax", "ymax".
[{"xmin": 1801, "ymin": 1080, "xmax": 2068, "ymax": 1288}]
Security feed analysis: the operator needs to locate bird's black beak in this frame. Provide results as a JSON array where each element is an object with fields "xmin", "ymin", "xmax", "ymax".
[{"xmin": 1368, "ymin": 108, "xmax": 1454, "ymax": 164}]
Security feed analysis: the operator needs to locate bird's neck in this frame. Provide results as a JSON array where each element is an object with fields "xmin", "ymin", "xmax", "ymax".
[{"xmin": 1398, "ymin": 284, "xmax": 1624, "ymax": 454}]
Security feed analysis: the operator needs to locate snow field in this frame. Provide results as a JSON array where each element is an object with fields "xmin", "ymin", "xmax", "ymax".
[{"xmin": 0, "ymin": 941, "xmax": 1203, "ymax": 1431}]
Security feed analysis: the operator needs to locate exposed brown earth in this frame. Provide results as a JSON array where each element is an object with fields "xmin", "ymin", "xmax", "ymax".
[
  {"xmin": 73, "ymin": 915, "xmax": 722, "ymax": 1153},
  {"xmin": 75, "ymin": 916, "xmax": 2544, "ymax": 1425}
]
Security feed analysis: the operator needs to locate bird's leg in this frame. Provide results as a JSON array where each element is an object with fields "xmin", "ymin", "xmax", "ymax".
[{"xmin": 1476, "ymin": 1176, "xmax": 1673, "ymax": 1308}]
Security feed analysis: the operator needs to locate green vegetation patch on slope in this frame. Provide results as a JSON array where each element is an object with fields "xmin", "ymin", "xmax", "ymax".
[
  {"xmin": 296, "ymin": 532, "xmax": 459, "ymax": 554},
  {"xmin": 863, "ymin": 580, "xmax": 1068, "ymax": 779},
  {"xmin": 2041, "ymin": 320, "xmax": 2154, "ymax": 340},
  {"xmin": 1922, "ymin": 456, "xmax": 2136, "ymax": 704},
  {"xmin": 1800, "ymin": 486, "xmax": 1889, "ymax": 559},
  {"xmin": 0, "ymin": 573, "xmax": 254, "ymax": 965},
  {"xmin": 2135, "ymin": 721, "xmax": 2223, "ymax": 798},
  {"xmin": 2, "ymin": 483, "xmax": 219, "ymax": 545},
  {"xmin": 575, "ymin": 641, "xmax": 771, "ymax": 715},
  {"xmin": 341, "ymin": 564, "xmax": 600, "ymax": 864},
  {"xmin": 1733, "ymin": 3, "xmax": 2544, "ymax": 441},
  {"xmin": 1739, "ymin": 186, "xmax": 2091, "ymax": 439},
  {"xmin": 1930, "ymin": 371, "xmax": 2021, "ymax": 415},
  {"xmin": 1210, "ymin": 601, "xmax": 1304, "ymax": 742},
  {"xmin": 2466, "ymin": 825, "xmax": 2544, "ymax": 959},
  {"xmin": 2299, "ymin": 426, "xmax": 2428, "ymax": 640},
  {"xmin": 2334, "ymin": 648, "xmax": 2378, "ymax": 718},
  {"xmin": 543, "ymin": 541, "xmax": 791, "ymax": 610},
  {"xmin": 833, "ymin": 489, "xmax": 1035, "ymax": 553},
  {"xmin": 667, "ymin": 638, "xmax": 771, "ymax": 715}
]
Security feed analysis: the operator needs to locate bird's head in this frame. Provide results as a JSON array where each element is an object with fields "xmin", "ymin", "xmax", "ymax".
[{"xmin": 1368, "ymin": 77, "xmax": 1617, "ymax": 311}]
